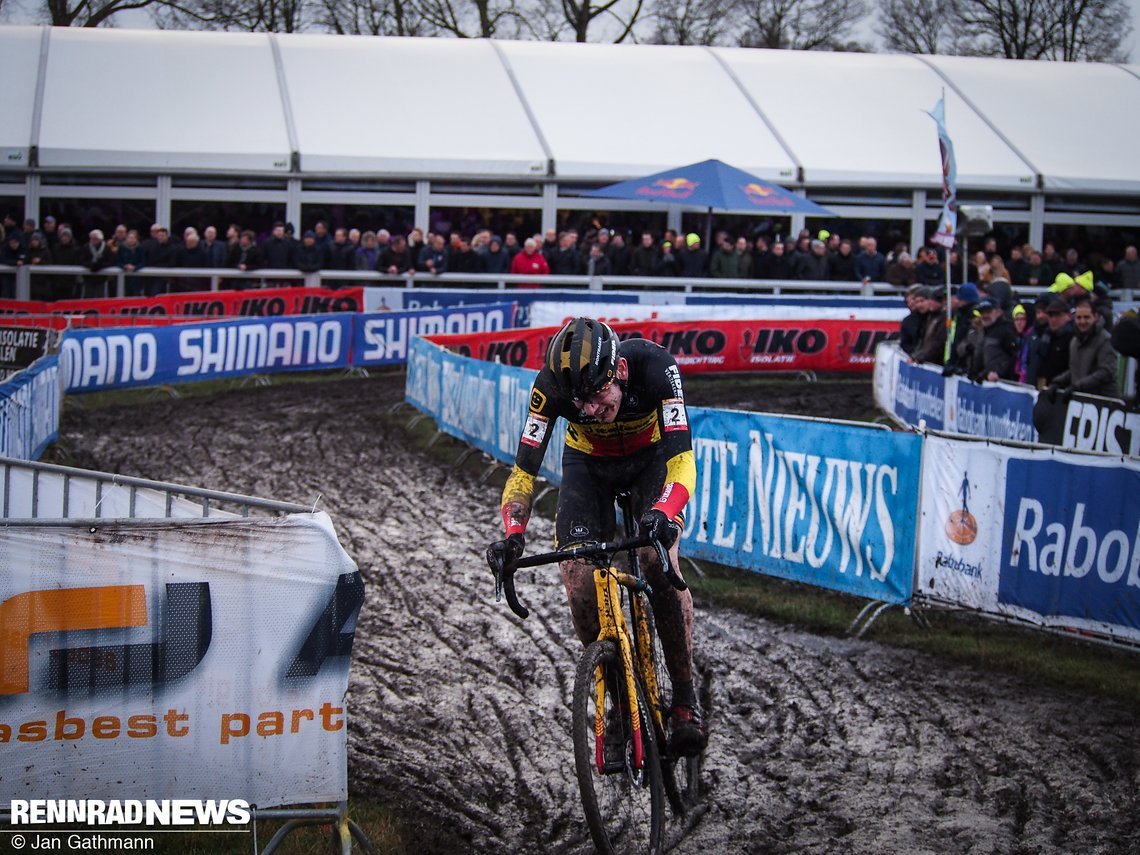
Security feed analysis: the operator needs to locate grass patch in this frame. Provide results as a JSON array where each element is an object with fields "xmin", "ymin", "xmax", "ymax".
[{"xmin": 689, "ymin": 561, "xmax": 1140, "ymax": 706}]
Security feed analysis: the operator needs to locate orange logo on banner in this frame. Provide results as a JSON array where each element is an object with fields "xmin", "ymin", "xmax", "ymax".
[
  {"xmin": 653, "ymin": 177, "xmax": 698, "ymax": 192},
  {"xmin": 742, "ymin": 182, "xmax": 775, "ymax": 199},
  {"xmin": 0, "ymin": 586, "xmax": 147, "ymax": 695}
]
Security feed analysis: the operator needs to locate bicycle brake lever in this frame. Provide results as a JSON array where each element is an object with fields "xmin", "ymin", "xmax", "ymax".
[{"xmin": 654, "ymin": 538, "xmax": 688, "ymax": 591}]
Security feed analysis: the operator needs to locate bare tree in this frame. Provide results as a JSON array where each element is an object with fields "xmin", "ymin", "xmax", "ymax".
[
  {"xmin": 150, "ymin": 0, "xmax": 313, "ymax": 31},
  {"xmin": 516, "ymin": 0, "xmax": 644, "ymax": 42},
  {"xmin": 1049, "ymin": 0, "xmax": 1130, "ymax": 60},
  {"xmin": 42, "ymin": 0, "xmax": 160, "ymax": 26},
  {"xmin": 951, "ymin": 0, "xmax": 1129, "ymax": 60},
  {"xmin": 417, "ymin": 0, "xmax": 521, "ymax": 37},
  {"xmin": 651, "ymin": 0, "xmax": 733, "ymax": 44},
  {"xmin": 876, "ymin": 0, "xmax": 953, "ymax": 53},
  {"xmin": 733, "ymin": 0, "xmax": 868, "ymax": 50}
]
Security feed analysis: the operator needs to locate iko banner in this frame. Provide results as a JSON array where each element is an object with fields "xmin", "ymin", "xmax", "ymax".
[
  {"xmin": 0, "ymin": 513, "xmax": 361, "ymax": 805},
  {"xmin": 429, "ymin": 319, "xmax": 898, "ymax": 375},
  {"xmin": 0, "ymin": 355, "xmax": 63, "ymax": 461},
  {"xmin": 917, "ymin": 435, "xmax": 1140, "ymax": 643},
  {"xmin": 0, "ymin": 287, "xmax": 365, "ymax": 328},
  {"xmin": 60, "ymin": 316, "xmax": 353, "ymax": 393}
]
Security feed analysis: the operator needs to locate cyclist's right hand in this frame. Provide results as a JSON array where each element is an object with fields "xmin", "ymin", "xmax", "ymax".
[{"xmin": 487, "ymin": 533, "xmax": 525, "ymax": 575}]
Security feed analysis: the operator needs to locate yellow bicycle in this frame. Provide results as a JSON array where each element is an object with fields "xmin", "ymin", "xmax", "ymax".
[{"xmin": 490, "ymin": 492, "xmax": 701, "ymax": 854}]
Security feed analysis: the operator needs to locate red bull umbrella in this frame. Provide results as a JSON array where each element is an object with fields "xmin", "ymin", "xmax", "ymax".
[{"xmin": 579, "ymin": 158, "xmax": 835, "ymax": 217}]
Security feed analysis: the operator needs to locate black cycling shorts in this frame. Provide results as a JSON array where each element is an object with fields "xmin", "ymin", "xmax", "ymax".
[{"xmin": 555, "ymin": 445, "xmax": 667, "ymax": 550}]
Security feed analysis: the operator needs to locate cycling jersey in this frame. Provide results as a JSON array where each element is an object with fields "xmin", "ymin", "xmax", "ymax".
[{"xmin": 501, "ymin": 337, "xmax": 696, "ymax": 538}]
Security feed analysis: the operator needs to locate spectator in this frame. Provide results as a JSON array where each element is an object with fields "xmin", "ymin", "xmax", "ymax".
[
  {"xmin": 794, "ymin": 238, "xmax": 829, "ymax": 281},
  {"xmin": 656, "ymin": 240, "xmax": 681, "ymax": 277},
  {"xmin": 854, "ymin": 236, "xmax": 887, "ymax": 284},
  {"xmin": 829, "ymin": 239, "xmax": 858, "ymax": 282},
  {"xmin": 608, "ymin": 232, "xmax": 630, "ymax": 275},
  {"xmin": 712, "ymin": 236, "xmax": 752, "ymax": 279},
  {"xmin": 202, "ymin": 225, "xmax": 227, "ymax": 268},
  {"xmin": 295, "ymin": 230, "xmax": 326, "ymax": 274},
  {"xmin": 581, "ymin": 241, "xmax": 612, "ymax": 278},
  {"xmin": 983, "ymin": 257, "xmax": 1013, "ymax": 311},
  {"xmin": 912, "ymin": 287, "xmax": 948, "ymax": 365},
  {"xmin": 503, "ymin": 231, "xmax": 522, "ymax": 261},
  {"xmin": 355, "ymin": 231, "xmax": 381, "ymax": 272},
  {"xmin": 0, "ymin": 232, "xmax": 25, "ymax": 299},
  {"xmin": 749, "ymin": 235, "xmax": 770, "ymax": 279},
  {"xmin": 1041, "ymin": 242, "xmax": 1064, "ymax": 277},
  {"xmin": 678, "ymin": 233, "xmax": 708, "ymax": 278},
  {"xmin": 969, "ymin": 297, "xmax": 1019, "ymax": 382},
  {"xmin": 509, "ymin": 237, "xmax": 549, "ymax": 288},
  {"xmin": 1024, "ymin": 248, "xmax": 1052, "ymax": 289},
  {"xmin": 327, "ymin": 228, "xmax": 356, "ymax": 270},
  {"xmin": 943, "ymin": 282, "xmax": 980, "ymax": 375},
  {"xmin": 40, "ymin": 215, "xmax": 59, "ymax": 249},
  {"xmin": 348, "ymin": 228, "xmax": 361, "ymax": 250},
  {"xmin": 379, "ymin": 234, "xmax": 414, "ymax": 275},
  {"xmin": 417, "ymin": 233, "xmax": 448, "ymax": 274},
  {"xmin": 228, "ymin": 230, "xmax": 263, "ymax": 283},
  {"xmin": 449, "ymin": 235, "xmax": 485, "ymax": 274},
  {"xmin": 763, "ymin": 240, "xmax": 793, "ymax": 280},
  {"xmin": 313, "ymin": 220, "xmax": 332, "ymax": 254},
  {"xmin": 1046, "ymin": 296, "xmax": 1119, "ymax": 399},
  {"xmin": 1011, "ymin": 304, "xmax": 1037, "ymax": 384},
  {"xmin": 885, "ymin": 251, "xmax": 916, "ymax": 287},
  {"xmin": 407, "ymin": 227, "xmax": 426, "ymax": 262},
  {"xmin": 1037, "ymin": 298, "xmax": 1075, "ymax": 386},
  {"xmin": 549, "ymin": 232, "xmax": 579, "ymax": 276},
  {"xmin": 177, "ymin": 228, "xmax": 210, "ymax": 268},
  {"xmin": 79, "ymin": 228, "xmax": 115, "ymax": 298},
  {"xmin": 629, "ymin": 232, "xmax": 658, "ymax": 278},
  {"xmin": 225, "ymin": 224, "xmax": 241, "ymax": 259},
  {"xmin": 541, "ymin": 227, "xmax": 558, "ymax": 265},
  {"xmin": 24, "ymin": 231, "xmax": 51, "ymax": 268},
  {"xmin": 116, "ymin": 229, "xmax": 148, "ymax": 297},
  {"xmin": 262, "ymin": 222, "xmax": 296, "ymax": 270},
  {"xmin": 482, "ymin": 235, "xmax": 511, "ymax": 275},
  {"xmin": 1117, "ymin": 245, "xmax": 1140, "ymax": 290},
  {"xmin": 899, "ymin": 284, "xmax": 926, "ymax": 356},
  {"xmin": 1007, "ymin": 244, "xmax": 1029, "ymax": 286}
]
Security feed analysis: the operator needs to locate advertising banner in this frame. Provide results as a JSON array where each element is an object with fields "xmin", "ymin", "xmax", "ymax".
[
  {"xmin": 1033, "ymin": 391, "xmax": 1140, "ymax": 457},
  {"xmin": 407, "ymin": 337, "xmax": 919, "ymax": 603},
  {"xmin": 891, "ymin": 358, "xmax": 946, "ymax": 430},
  {"xmin": 0, "ymin": 513, "xmax": 360, "ymax": 805},
  {"xmin": 528, "ymin": 301, "xmax": 906, "ymax": 328},
  {"xmin": 59, "ymin": 316, "xmax": 353, "ymax": 393},
  {"xmin": 0, "ymin": 327, "xmax": 52, "ymax": 370},
  {"xmin": 363, "ymin": 287, "xmax": 641, "ymax": 323},
  {"xmin": 429, "ymin": 319, "xmax": 898, "ymax": 374},
  {"xmin": 0, "ymin": 287, "xmax": 365, "ymax": 329},
  {"xmin": 0, "ymin": 355, "xmax": 63, "ymax": 461},
  {"xmin": 351, "ymin": 302, "xmax": 518, "ymax": 367},
  {"xmin": 917, "ymin": 435, "xmax": 1140, "ymax": 643}
]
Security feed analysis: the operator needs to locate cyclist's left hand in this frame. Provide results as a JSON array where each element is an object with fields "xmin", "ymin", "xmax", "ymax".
[
  {"xmin": 639, "ymin": 509, "xmax": 680, "ymax": 550},
  {"xmin": 487, "ymin": 533, "xmax": 525, "ymax": 575}
]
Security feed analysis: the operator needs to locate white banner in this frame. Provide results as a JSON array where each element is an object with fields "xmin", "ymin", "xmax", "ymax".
[
  {"xmin": 529, "ymin": 301, "xmax": 906, "ymax": 329},
  {"xmin": 0, "ymin": 513, "xmax": 360, "ymax": 806},
  {"xmin": 917, "ymin": 435, "xmax": 1140, "ymax": 643}
]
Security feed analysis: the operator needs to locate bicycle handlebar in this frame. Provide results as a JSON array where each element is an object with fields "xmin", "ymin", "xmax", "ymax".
[{"xmin": 489, "ymin": 534, "xmax": 686, "ymax": 620}]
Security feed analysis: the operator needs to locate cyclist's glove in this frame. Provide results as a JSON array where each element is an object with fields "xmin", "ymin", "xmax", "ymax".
[
  {"xmin": 487, "ymin": 533, "xmax": 525, "ymax": 575},
  {"xmin": 639, "ymin": 509, "xmax": 680, "ymax": 550}
]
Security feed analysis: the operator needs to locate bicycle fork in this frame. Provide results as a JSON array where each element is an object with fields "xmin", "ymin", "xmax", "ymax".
[{"xmin": 593, "ymin": 567, "xmax": 644, "ymax": 775}]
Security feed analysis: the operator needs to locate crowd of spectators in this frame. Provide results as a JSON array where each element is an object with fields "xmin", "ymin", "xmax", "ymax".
[
  {"xmin": 2, "ymin": 211, "xmax": 1139, "ymax": 307},
  {"xmin": 899, "ymin": 255, "xmax": 1125, "ymax": 400}
]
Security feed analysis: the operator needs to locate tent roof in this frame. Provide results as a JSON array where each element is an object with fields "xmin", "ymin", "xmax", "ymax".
[{"xmin": 1, "ymin": 25, "xmax": 1136, "ymax": 195}]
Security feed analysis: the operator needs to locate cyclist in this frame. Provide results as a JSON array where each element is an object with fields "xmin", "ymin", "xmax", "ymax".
[{"xmin": 488, "ymin": 317, "xmax": 707, "ymax": 757}]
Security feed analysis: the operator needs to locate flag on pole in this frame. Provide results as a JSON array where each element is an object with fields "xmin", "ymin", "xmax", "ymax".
[{"xmin": 927, "ymin": 97, "xmax": 958, "ymax": 249}]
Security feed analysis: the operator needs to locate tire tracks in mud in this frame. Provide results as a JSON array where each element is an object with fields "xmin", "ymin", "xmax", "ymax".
[{"xmin": 61, "ymin": 373, "xmax": 1140, "ymax": 854}]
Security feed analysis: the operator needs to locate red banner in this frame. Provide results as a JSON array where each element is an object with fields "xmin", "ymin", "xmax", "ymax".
[
  {"xmin": 427, "ymin": 319, "xmax": 899, "ymax": 374},
  {"xmin": 0, "ymin": 287, "xmax": 365, "ymax": 329}
]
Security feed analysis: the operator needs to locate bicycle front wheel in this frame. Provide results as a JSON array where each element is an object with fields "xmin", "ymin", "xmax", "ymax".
[{"xmin": 573, "ymin": 640, "xmax": 665, "ymax": 855}]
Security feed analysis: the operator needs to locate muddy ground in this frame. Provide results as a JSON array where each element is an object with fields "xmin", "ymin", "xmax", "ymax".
[{"xmin": 61, "ymin": 372, "xmax": 1139, "ymax": 854}]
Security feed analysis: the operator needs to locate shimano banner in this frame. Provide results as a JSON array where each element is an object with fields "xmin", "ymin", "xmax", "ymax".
[
  {"xmin": 352, "ymin": 302, "xmax": 518, "ymax": 366},
  {"xmin": 60, "ymin": 316, "xmax": 353, "ymax": 392},
  {"xmin": 917, "ymin": 435, "xmax": 1140, "ymax": 643}
]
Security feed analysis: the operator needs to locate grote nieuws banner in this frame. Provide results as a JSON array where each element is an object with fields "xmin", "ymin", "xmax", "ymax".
[
  {"xmin": 0, "ymin": 513, "xmax": 361, "ymax": 805},
  {"xmin": 917, "ymin": 434, "xmax": 1140, "ymax": 643},
  {"xmin": 0, "ymin": 287, "xmax": 365, "ymax": 328},
  {"xmin": 0, "ymin": 354, "xmax": 62, "ymax": 461},
  {"xmin": 427, "ymin": 318, "xmax": 899, "ymax": 374},
  {"xmin": 406, "ymin": 337, "xmax": 920, "ymax": 604}
]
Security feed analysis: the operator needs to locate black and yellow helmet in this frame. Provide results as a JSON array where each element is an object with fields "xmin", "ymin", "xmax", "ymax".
[{"xmin": 545, "ymin": 317, "xmax": 619, "ymax": 401}]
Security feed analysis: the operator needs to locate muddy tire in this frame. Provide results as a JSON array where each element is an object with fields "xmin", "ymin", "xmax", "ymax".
[{"xmin": 572, "ymin": 640, "xmax": 665, "ymax": 855}]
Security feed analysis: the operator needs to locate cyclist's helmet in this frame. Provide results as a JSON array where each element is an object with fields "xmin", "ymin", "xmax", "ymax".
[{"xmin": 545, "ymin": 317, "xmax": 619, "ymax": 401}]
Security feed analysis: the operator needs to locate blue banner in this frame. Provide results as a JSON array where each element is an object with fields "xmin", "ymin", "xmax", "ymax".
[
  {"xmin": 894, "ymin": 360, "xmax": 946, "ymax": 430},
  {"xmin": 684, "ymin": 409, "xmax": 920, "ymax": 604},
  {"xmin": 0, "ymin": 354, "xmax": 62, "ymax": 460},
  {"xmin": 954, "ymin": 380, "xmax": 1036, "ymax": 443},
  {"xmin": 1000, "ymin": 458, "xmax": 1140, "ymax": 632},
  {"xmin": 352, "ymin": 302, "xmax": 518, "ymax": 366},
  {"xmin": 60, "ymin": 316, "xmax": 353, "ymax": 393}
]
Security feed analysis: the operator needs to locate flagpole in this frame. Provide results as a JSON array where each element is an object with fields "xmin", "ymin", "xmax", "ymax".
[{"xmin": 943, "ymin": 89, "xmax": 953, "ymax": 366}]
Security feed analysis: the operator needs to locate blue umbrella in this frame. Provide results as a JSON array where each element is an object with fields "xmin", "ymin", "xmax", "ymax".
[{"xmin": 580, "ymin": 158, "xmax": 835, "ymax": 245}]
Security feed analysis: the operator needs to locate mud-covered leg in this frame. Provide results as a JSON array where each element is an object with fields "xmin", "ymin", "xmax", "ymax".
[
  {"xmin": 560, "ymin": 557, "xmax": 601, "ymax": 645},
  {"xmin": 639, "ymin": 541, "xmax": 693, "ymax": 689}
]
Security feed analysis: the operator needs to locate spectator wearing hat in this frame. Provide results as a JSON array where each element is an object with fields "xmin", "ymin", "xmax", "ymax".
[
  {"xmin": 1046, "ymin": 296, "xmax": 1119, "ymax": 400},
  {"xmin": 508, "ymin": 237, "xmax": 550, "ymax": 288},
  {"xmin": 1036, "ymin": 298, "xmax": 1075, "ymax": 387},
  {"xmin": 899, "ymin": 284, "xmax": 926, "ymax": 356},
  {"xmin": 656, "ymin": 239, "xmax": 681, "ymax": 277},
  {"xmin": 1012, "ymin": 303, "xmax": 1037, "ymax": 384},
  {"xmin": 969, "ymin": 297, "xmax": 1019, "ymax": 382},
  {"xmin": 296, "ymin": 230, "xmax": 327, "ymax": 274},
  {"xmin": 912, "ymin": 287, "xmax": 949, "ymax": 365},
  {"xmin": 943, "ymin": 282, "xmax": 980, "ymax": 374},
  {"xmin": 678, "ymin": 233, "xmax": 708, "ymax": 278},
  {"xmin": 482, "ymin": 235, "xmax": 511, "ymax": 275}
]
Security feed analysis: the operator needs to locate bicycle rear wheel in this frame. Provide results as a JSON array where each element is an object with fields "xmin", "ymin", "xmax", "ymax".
[{"xmin": 573, "ymin": 640, "xmax": 665, "ymax": 855}]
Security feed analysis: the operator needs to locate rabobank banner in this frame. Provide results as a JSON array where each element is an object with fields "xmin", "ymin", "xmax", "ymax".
[
  {"xmin": 917, "ymin": 434, "xmax": 1140, "ymax": 643},
  {"xmin": 683, "ymin": 409, "xmax": 920, "ymax": 604},
  {"xmin": 0, "ymin": 354, "xmax": 63, "ymax": 461},
  {"xmin": 407, "ymin": 337, "xmax": 919, "ymax": 604},
  {"xmin": 875, "ymin": 342, "xmax": 1037, "ymax": 441}
]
